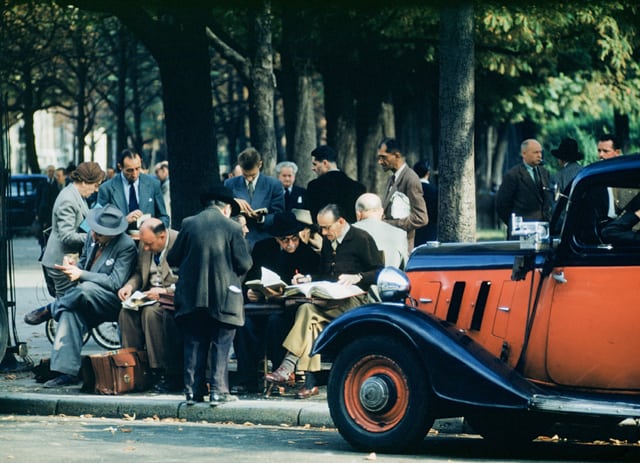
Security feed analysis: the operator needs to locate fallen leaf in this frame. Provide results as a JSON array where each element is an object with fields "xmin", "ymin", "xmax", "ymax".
[
  {"xmin": 122, "ymin": 446, "xmax": 136, "ymax": 452},
  {"xmin": 243, "ymin": 421, "xmax": 255, "ymax": 426},
  {"xmin": 365, "ymin": 452, "xmax": 377, "ymax": 460},
  {"xmin": 120, "ymin": 427, "xmax": 132, "ymax": 433},
  {"xmin": 123, "ymin": 413, "xmax": 136, "ymax": 421}
]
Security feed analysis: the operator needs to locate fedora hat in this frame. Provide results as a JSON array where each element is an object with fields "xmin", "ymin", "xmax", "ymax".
[
  {"xmin": 87, "ymin": 205, "xmax": 128, "ymax": 236},
  {"xmin": 551, "ymin": 137, "xmax": 584, "ymax": 162},
  {"xmin": 199, "ymin": 185, "xmax": 240, "ymax": 216},
  {"xmin": 269, "ymin": 212, "xmax": 305, "ymax": 238}
]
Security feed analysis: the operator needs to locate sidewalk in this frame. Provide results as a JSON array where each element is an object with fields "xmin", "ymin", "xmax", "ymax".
[{"xmin": 0, "ymin": 236, "xmax": 465, "ymax": 434}]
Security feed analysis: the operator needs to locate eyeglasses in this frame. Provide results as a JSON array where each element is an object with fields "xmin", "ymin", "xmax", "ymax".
[
  {"xmin": 318, "ymin": 222, "xmax": 337, "ymax": 231},
  {"xmin": 277, "ymin": 235, "xmax": 299, "ymax": 243}
]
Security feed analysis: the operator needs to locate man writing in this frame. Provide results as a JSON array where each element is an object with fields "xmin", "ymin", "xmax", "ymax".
[
  {"xmin": 43, "ymin": 205, "xmax": 137, "ymax": 387},
  {"xmin": 117, "ymin": 217, "xmax": 182, "ymax": 392},
  {"xmin": 265, "ymin": 204, "xmax": 383, "ymax": 399}
]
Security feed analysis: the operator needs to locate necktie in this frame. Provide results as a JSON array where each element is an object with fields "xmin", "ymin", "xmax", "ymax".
[
  {"xmin": 89, "ymin": 244, "xmax": 103, "ymax": 270},
  {"xmin": 153, "ymin": 253, "xmax": 161, "ymax": 266},
  {"xmin": 533, "ymin": 167, "xmax": 542, "ymax": 190},
  {"xmin": 388, "ymin": 174, "xmax": 396, "ymax": 192},
  {"xmin": 128, "ymin": 181, "xmax": 139, "ymax": 212},
  {"xmin": 247, "ymin": 181, "xmax": 255, "ymax": 201},
  {"xmin": 284, "ymin": 188, "xmax": 291, "ymax": 206}
]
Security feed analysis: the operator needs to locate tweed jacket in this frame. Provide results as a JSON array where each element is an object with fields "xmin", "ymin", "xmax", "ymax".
[
  {"xmin": 77, "ymin": 232, "xmax": 138, "ymax": 293},
  {"xmin": 41, "ymin": 184, "xmax": 89, "ymax": 269},
  {"xmin": 124, "ymin": 229, "xmax": 179, "ymax": 292},
  {"xmin": 97, "ymin": 173, "xmax": 170, "ymax": 228},
  {"xmin": 224, "ymin": 173, "xmax": 285, "ymax": 246},
  {"xmin": 382, "ymin": 164, "xmax": 428, "ymax": 250},
  {"xmin": 167, "ymin": 206, "xmax": 253, "ymax": 327}
]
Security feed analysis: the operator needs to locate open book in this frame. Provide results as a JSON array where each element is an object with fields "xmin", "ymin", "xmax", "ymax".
[
  {"xmin": 284, "ymin": 281, "xmax": 365, "ymax": 300},
  {"xmin": 245, "ymin": 267, "xmax": 287, "ymax": 297},
  {"xmin": 122, "ymin": 290, "xmax": 156, "ymax": 310}
]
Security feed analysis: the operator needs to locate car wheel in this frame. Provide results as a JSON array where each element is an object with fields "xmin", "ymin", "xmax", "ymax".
[{"xmin": 327, "ymin": 335, "xmax": 434, "ymax": 452}]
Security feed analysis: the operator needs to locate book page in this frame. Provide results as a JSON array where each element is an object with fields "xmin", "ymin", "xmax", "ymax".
[
  {"xmin": 122, "ymin": 290, "xmax": 156, "ymax": 310},
  {"xmin": 284, "ymin": 281, "xmax": 365, "ymax": 300}
]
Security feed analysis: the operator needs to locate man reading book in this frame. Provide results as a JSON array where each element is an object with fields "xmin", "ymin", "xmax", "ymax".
[
  {"xmin": 117, "ymin": 217, "xmax": 182, "ymax": 392},
  {"xmin": 265, "ymin": 204, "xmax": 383, "ymax": 399},
  {"xmin": 233, "ymin": 212, "xmax": 320, "ymax": 394}
]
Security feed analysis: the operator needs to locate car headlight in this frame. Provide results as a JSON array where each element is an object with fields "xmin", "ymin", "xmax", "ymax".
[{"xmin": 377, "ymin": 267, "xmax": 411, "ymax": 302}]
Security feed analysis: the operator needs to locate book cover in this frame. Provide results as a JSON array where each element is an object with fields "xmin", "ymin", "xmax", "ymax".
[
  {"xmin": 283, "ymin": 281, "xmax": 365, "ymax": 300},
  {"xmin": 245, "ymin": 267, "xmax": 287, "ymax": 296}
]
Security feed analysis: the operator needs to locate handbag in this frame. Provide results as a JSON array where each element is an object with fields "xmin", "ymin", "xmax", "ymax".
[{"xmin": 89, "ymin": 347, "xmax": 150, "ymax": 395}]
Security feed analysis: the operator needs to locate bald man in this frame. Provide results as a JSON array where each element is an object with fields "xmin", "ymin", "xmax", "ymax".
[
  {"xmin": 353, "ymin": 193, "xmax": 408, "ymax": 269},
  {"xmin": 117, "ymin": 218, "xmax": 182, "ymax": 392}
]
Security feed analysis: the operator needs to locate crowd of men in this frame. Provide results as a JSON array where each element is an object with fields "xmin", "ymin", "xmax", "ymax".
[{"xmin": 24, "ymin": 139, "xmax": 437, "ymax": 403}]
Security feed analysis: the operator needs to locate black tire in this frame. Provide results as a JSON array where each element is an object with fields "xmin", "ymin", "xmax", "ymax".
[
  {"xmin": 91, "ymin": 322, "xmax": 121, "ymax": 350},
  {"xmin": 327, "ymin": 335, "xmax": 434, "ymax": 452},
  {"xmin": 45, "ymin": 319, "xmax": 90, "ymax": 345}
]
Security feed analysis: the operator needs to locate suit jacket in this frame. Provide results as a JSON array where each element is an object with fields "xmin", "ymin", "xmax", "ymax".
[
  {"xmin": 496, "ymin": 163, "xmax": 553, "ymax": 229},
  {"xmin": 353, "ymin": 218, "xmax": 408, "ymax": 269},
  {"xmin": 414, "ymin": 181, "xmax": 438, "ymax": 245},
  {"xmin": 77, "ymin": 232, "xmax": 138, "ymax": 293},
  {"xmin": 306, "ymin": 170, "xmax": 366, "ymax": 224},
  {"xmin": 125, "ymin": 229, "xmax": 179, "ymax": 292},
  {"xmin": 284, "ymin": 185, "xmax": 306, "ymax": 211},
  {"xmin": 382, "ymin": 165, "xmax": 428, "ymax": 250},
  {"xmin": 167, "ymin": 206, "xmax": 253, "ymax": 327},
  {"xmin": 224, "ymin": 173, "xmax": 285, "ymax": 246},
  {"xmin": 553, "ymin": 162, "xmax": 582, "ymax": 197},
  {"xmin": 98, "ymin": 173, "xmax": 170, "ymax": 228},
  {"xmin": 317, "ymin": 226, "xmax": 384, "ymax": 290},
  {"xmin": 41, "ymin": 184, "xmax": 89, "ymax": 269}
]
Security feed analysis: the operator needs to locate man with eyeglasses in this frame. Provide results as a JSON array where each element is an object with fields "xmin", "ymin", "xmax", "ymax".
[
  {"xmin": 233, "ymin": 212, "xmax": 320, "ymax": 394},
  {"xmin": 117, "ymin": 217, "xmax": 182, "ymax": 393},
  {"xmin": 266, "ymin": 204, "xmax": 383, "ymax": 399}
]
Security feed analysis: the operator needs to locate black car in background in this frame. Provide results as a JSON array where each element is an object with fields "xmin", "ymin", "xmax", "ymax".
[{"xmin": 6, "ymin": 174, "xmax": 47, "ymax": 234}]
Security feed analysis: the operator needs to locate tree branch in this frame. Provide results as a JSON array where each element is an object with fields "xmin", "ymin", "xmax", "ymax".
[{"xmin": 205, "ymin": 27, "xmax": 251, "ymax": 83}]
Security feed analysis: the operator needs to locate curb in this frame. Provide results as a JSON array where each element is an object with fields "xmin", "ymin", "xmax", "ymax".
[{"xmin": 0, "ymin": 392, "xmax": 465, "ymax": 433}]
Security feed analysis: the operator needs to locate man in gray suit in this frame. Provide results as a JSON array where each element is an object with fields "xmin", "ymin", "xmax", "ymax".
[
  {"xmin": 353, "ymin": 193, "xmax": 408, "ymax": 269},
  {"xmin": 43, "ymin": 205, "xmax": 138, "ymax": 387},
  {"xmin": 118, "ymin": 217, "xmax": 181, "ymax": 392},
  {"xmin": 98, "ymin": 149, "xmax": 170, "ymax": 232},
  {"xmin": 167, "ymin": 186, "xmax": 252, "ymax": 405}
]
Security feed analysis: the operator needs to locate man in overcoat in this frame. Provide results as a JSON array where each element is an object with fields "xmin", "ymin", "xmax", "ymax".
[{"xmin": 167, "ymin": 186, "xmax": 252, "ymax": 405}]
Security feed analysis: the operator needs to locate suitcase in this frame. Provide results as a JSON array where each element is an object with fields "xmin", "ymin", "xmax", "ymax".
[{"xmin": 89, "ymin": 347, "xmax": 150, "ymax": 395}]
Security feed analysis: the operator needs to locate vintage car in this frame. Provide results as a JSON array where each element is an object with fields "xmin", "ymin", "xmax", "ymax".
[{"xmin": 312, "ymin": 153, "xmax": 640, "ymax": 452}]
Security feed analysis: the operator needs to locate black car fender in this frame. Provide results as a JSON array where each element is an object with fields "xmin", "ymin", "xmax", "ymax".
[{"xmin": 312, "ymin": 302, "xmax": 542, "ymax": 410}]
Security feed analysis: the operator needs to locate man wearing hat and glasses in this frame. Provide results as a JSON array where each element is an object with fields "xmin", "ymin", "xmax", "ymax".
[
  {"xmin": 43, "ymin": 205, "xmax": 137, "ymax": 387},
  {"xmin": 167, "ymin": 185, "xmax": 252, "ymax": 405},
  {"xmin": 233, "ymin": 211, "xmax": 320, "ymax": 393}
]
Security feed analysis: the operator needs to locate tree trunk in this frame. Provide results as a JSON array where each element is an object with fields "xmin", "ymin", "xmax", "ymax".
[
  {"xmin": 116, "ymin": 25, "xmax": 128, "ymax": 158},
  {"xmin": 75, "ymin": 68, "xmax": 86, "ymax": 164},
  {"xmin": 324, "ymin": 68, "xmax": 357, "ymax": 180},
  {"xmin": 614, "ymin": 111, "xmax": 630, "ymax": 153},
  {"xmin": 22, "ymin": 75, "xmax": 39, "ymax": 173},
  {"xmin": 249, "ymin": 0, "xmax": 277, "ymax": 175},
  {"xmin": 438, "ymin": 4, "xmax": 475, "ymax": 243},
  {"xmin": 290, "ymin": 72, "xmax": 317, "ymax": 187}
]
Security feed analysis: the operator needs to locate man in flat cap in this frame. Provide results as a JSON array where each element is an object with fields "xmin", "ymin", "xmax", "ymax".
[{"xmin": 43, "ymin": 205, "xmax": 138, "ymax": 387}]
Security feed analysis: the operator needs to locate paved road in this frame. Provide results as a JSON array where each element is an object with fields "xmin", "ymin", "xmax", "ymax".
[{"xmin": 2, "ymin": 415, "xmax": 639, "ymax": 463}]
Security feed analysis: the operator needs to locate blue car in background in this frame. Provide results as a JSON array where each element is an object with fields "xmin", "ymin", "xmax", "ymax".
[{"xmin": 6, "ymin": 174, "xmax": 47, "ymax": 234}]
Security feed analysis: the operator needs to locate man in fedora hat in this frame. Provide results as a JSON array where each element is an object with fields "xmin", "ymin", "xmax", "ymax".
[
  {"xmin": 233, "ymin": 211, "xmax": 321, "ymax": 393},
  {"xmin": 551, "ymin": 137, "xmax": 584, "ymax": 197},
  {"xmin": 167, "ymin": 185, "xmax": 252, "ymax": 405},
  {"xmin": 42, "ymin": 204, "xmax": 138, "ymax": 387}
]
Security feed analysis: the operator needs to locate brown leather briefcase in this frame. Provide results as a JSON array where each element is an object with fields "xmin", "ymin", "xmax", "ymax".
[{"xmin": 89, "ymin": 347, "xmax": 150, "ymax": 395}]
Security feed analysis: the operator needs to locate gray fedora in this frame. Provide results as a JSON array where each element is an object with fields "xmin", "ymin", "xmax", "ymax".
[{"xmin": 87, "ymin": 205, "xmax": 128, "ymax": 236}]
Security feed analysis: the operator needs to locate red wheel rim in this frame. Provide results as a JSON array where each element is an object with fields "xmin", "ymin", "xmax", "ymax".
[{"xmin": 343, "ymin": 354, "xmax": 410, "ymax": 433}]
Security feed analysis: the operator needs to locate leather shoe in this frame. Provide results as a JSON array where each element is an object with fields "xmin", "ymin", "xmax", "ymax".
[
  {"xmin": 24, "ymin": 305, "xmax": 52, "ymax": 326},
  {"xmin": 43, "ymin": 374, "xmax": 81, "ymax": 388},
  {"xmin": 209, "ymin": 392, "xmax": 238, "ymax": 406},
  {"xmin": 265, "ymin": 366, "xmax": 294, "ymax": 384},
  {"xmin": 185, "ymin": 393, "xmax": 204, "ymax": 405},
  {"xmin": 295, "ymin": 385, "xmax": 319, "ymax": 399}
]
